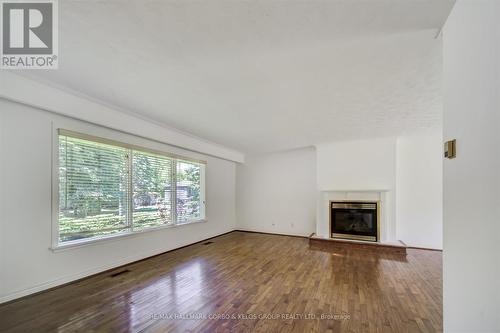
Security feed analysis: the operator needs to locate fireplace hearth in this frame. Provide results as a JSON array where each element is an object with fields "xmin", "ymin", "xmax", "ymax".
[{"xmin": 330, "ymin": 201, "xmax": 379, "ymax": 242}]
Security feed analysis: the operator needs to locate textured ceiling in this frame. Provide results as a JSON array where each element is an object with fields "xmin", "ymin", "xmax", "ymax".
[{"xmin": 23, "ymin": 0, "xmax": 454, "ymax": 153}]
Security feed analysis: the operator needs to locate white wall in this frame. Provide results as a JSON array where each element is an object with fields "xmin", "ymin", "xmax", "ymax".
[
  {"xmin": 0, "ymin": 99, "xmax": 237, "ymax": 303},
  {"xmin": 236, "ymin": 148, "xmax": 316, "ymax": 236},
  {"xmin": 316, "ymin": 137, "xmax": 396, "ymax": 191},
  {"xmin": 443, "ymin": 1, "xmax": 500, "ymax": 331},
  {"xmin": 315, "ymin": 137, "xmax": 397, "ymax": 241},
  {"xmin": 396, "ymin": 132, "xmax": 443, "ymax": 249}
]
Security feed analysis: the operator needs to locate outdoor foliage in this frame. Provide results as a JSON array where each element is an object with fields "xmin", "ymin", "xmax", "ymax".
[
  {"xmin": 59, "ymin": 135, "xmax": 201, "ymax": 242},
  {"xmin": 177, "ymin": 160, "xmax": 201, "ymax": 222}
]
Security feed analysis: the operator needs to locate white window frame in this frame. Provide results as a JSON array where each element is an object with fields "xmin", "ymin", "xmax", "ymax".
[{"xmin": 50, "ymin": 123, "xmax": 207, "ymax": 251}]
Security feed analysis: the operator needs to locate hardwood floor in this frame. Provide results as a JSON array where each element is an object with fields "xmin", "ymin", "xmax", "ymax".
[{"xmin": 0, "ymin": 231, "xmax": 442, "ymax": 332}]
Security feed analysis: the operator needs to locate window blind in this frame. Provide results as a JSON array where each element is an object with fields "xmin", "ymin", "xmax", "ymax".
[
  {"xmin": 58, "ymin": 131, "xmax": 205, "ymax": 244},
  {"xmin": 132, "ymin": 151, "xmax": 173, "ymax": 230},
  {"xmin": 58, "ymin": 135, "xmax": 130, "ymax": 242},
  {"xmin": 176, "ymin": 160, "xmax": 202, "ymax": 223}
]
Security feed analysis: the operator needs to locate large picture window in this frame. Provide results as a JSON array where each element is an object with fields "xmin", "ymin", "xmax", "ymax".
[{"xmin": 57, "ymin": 130, "xmax": 205, "ymax": 245}]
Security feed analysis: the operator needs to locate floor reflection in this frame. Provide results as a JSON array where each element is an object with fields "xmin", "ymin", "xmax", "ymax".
[
  {"xmin": 125, "ymin": 258, "xmax": 209, "ymax": 331},
  {"xmin": 309, "ymin": 243, "xmax": 408, "ymax": 263}
]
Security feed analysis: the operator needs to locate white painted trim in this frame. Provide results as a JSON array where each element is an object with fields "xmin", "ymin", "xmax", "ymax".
[
  {"xmin": 51, "ymin": 122, "xmax": 60, "ymax": 249},
  {"xmin": 319, "ymin": 189, "xmax": 391, "ymax": 192},
  {"xmin": 0, "ymin": 72, "xmax": 244, "ymax": 163},
  {"xmin": 199, "ymin": 163, "xmax": 207, "ymax": 219},
  {"xmin": 406, "ymin": 245, "xmax": 442, "ymax": 251},
  {"xmin": 235, "ymin": 228, "xmax": 308, "ymax": 238},
  {"xmin": 0, "ymin": 228, "xmax": 235, "ymax": 304},
  {"xmin": 51, "ymin": 220, "xmax": 208, "ymax": 252},
  {"xmin": 316, "ymin": 190, "xmax": 397, "ymax": 242}
]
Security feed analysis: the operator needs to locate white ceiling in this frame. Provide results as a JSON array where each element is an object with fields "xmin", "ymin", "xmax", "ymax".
[{"xmin": 23, "ymin": 0, "xmax": 454, "ymax": 153}]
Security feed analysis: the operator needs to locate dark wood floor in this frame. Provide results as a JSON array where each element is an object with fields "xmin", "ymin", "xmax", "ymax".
[{"xmin": 0, "ymin": 231, "xmax": 442, "ymax": 333}]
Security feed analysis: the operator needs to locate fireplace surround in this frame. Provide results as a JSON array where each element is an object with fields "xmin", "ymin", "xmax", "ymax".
[{"xmin": 330, "ymin": 201, "xmax": 380, "ymax": 242}]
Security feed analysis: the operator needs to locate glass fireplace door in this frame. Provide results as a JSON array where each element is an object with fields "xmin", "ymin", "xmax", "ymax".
[{"xmin": 331, "ymin": 202, "xmax": 378, "ymax": 242}]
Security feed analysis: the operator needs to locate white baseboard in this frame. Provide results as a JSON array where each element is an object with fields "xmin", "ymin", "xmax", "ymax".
[
  {"xmin": 399, "ymin": 239, "xmax": 443, "ymax": 251},
  {"xmin": 235, "ymin": 228, "xmax": 309, "ymax": 238},
  {"xmin": 406, "ymin": 245, "xmax": 443, "ymax": 251}
]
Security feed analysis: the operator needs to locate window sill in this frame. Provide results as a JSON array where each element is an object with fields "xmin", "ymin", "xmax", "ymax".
[{"xmin": 50, "ymin": 219, "xmax": 207, "ymax": 252}]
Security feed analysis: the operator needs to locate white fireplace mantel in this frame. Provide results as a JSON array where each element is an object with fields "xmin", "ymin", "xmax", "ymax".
[{"xmin": 316, "ymin": 189, "xmax": 397, "ymax": 242}]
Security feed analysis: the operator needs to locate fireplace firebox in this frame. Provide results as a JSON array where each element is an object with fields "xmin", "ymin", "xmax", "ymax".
[{"xmin": 330, "ymin": 201, "xmax": 379, "ymax": 242}]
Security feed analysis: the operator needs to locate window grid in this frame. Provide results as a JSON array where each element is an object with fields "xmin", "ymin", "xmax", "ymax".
[
  {"xmin": 127, "ymin": 151, "xmax": 133, "ymax": 229},
  {"xmin": 57, "ymin": 132, "xmax": 205, "ymax": 244}
]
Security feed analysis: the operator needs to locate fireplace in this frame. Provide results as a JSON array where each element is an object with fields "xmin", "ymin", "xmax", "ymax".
[{"xmin": 330, "ymin": 201, "xmax": 379, "ymax": 242}]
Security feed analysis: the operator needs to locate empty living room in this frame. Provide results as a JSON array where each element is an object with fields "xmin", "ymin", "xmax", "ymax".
[{"xmin": 0, "ymin": 0, "xmax": 499, "ymax": 332}]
